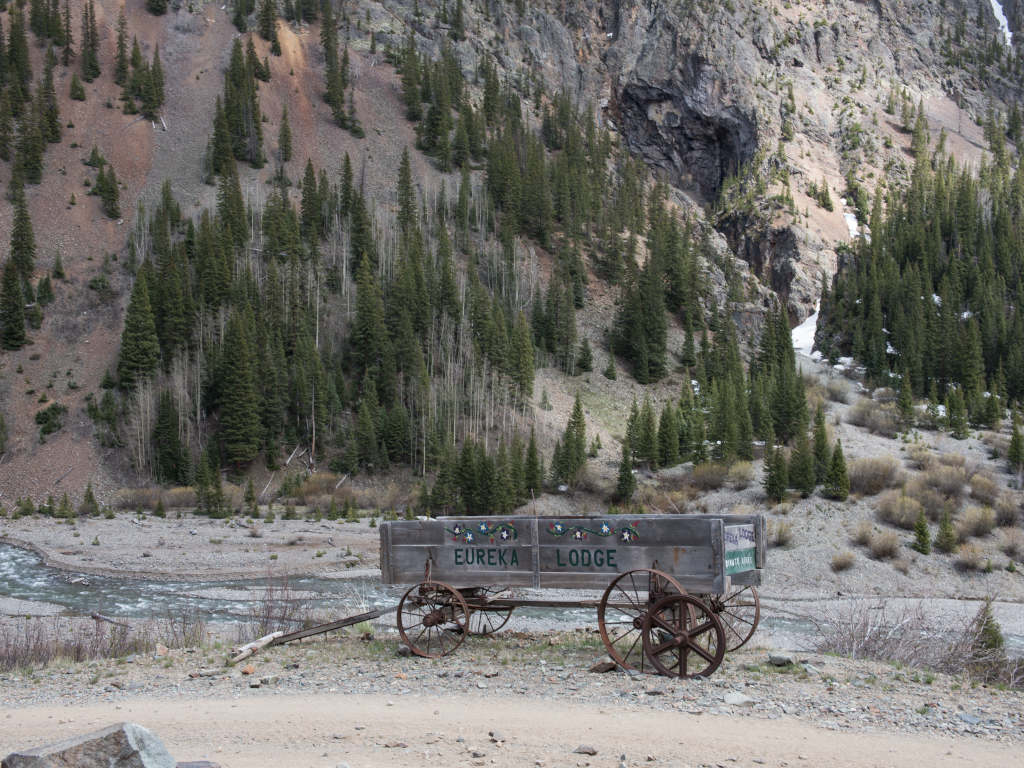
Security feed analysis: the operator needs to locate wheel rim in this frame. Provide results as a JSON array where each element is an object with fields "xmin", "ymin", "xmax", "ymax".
[
  {"xmin": 465, "ymin": 587, "xmax": 515, "ymax": 636},
  {"xmin": 597, "ymin": 569, "xmax": 687, "ymax": 673},
  {"xmin": 397, "ymin": 581, "xmax": 469, "ymax": 658},
  {"xmin": 713, "ymin": 586, "xmax": 760, "ymax": 652},
  {"xmin": 642, "ymin": 594, "xmax": 726, "ymax": 678}
]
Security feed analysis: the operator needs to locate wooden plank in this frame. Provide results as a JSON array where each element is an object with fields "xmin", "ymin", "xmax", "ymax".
[{"xmin": 271, "ymin": 608, "xmax": 386, "ymax": 646}]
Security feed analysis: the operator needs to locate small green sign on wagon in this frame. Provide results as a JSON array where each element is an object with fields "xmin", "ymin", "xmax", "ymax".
[{"xmin": 724, "ymin": 524, "xmax": 757, "ymax": 575}]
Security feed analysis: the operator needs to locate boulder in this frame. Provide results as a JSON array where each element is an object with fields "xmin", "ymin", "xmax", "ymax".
[{"xmin": 2, "ymin": 723, "xmax": 175, "ymax": 768}]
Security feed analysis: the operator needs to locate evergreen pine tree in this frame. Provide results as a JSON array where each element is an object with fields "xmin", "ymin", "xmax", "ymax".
[
  {"xmin": 524, "ymin": 426, "xmax": 542, "ymax": 496},
  {"xmin": 935, "ymin": 509, "xmax": 957, "ymax": 553},
  {"xmin": 61, "ymin": 0, "xmax": 73, "ymax": 67},
  {"xmin": 576, "ymin": 337, "xmax": 592, "ymax": 372},
  {"xmin": 614, "ymin": 440, "xmax": 636, "ymax": 502},
  {"xmin": 763, "ymin": 443, "xmax": 788, "ymax": 502},
  {"xmin": 823, "ymin": 439, "xmax": 849, "ymax": 500},
  {"xmin": 636, "ymin": 396, "xmax": 658, "ymax": 469},
  {"xmin": 117, "ymin": 272, "xmax": 160, "ymax": 388},
  {"xmin": 812, "ymin": 404, "xmax": 831, "ymax": 483},
  {"xmin": 912, "ymin": 508, "xmax": 931, "ymax": 554},
  {"xmin": 218, "ymin": 313, "xmax": 263, "ymax": 467},
  {"xmin": 278, "ymin": 104, "xmax": 292, "ymax": 162},
  {"xmin": 0, "ymin": 260, "xmax": 26, "ymax": 350},
  {"xmin": 114, "ymin": 9, "xmax": 128, "ymax": 85},
  {"xmin": 946, "ymin": 387, "xmax": 969, "ymax": 439},
  {"xmin": 1008, "ymin": 421, "xmax": 1024, "ymax": 477},
  {"xmin": 789, "ymin": 429, "xmax": 815, "ymax": 497},
  {"xmin": 10, "ymin": 187, "xmax": 35, "ymax": 279},
  {"xmin": 658, "ymin": 403, "xmax": 679, "ymax": 468},
  {"xmin": 153, "ymin": 390, "xmax": 189, "ymax": 484}
]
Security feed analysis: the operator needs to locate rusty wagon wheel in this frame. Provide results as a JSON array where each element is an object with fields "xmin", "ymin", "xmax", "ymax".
[
  {"xmin": 597, "ymin": 569, "xmax": 688, "ymax": 673},
  {"xmin": 397, "ymin": 581, "xmax": 470, "ymax": 658},
  {"xmin": 708, "ymin": 585, "xmax": 760, "ymax": 652},
  {"xmin": 641, "ymin": 593, "xmax": 726, "ymax": 679},
  {"xmin": 462, "ymin": 587, "xmax": 515, "ymax": 636}
]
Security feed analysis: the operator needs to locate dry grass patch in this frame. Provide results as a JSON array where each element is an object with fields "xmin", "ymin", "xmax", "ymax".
[
  {"xmin": 162, "ymin": 486, "xmax": 197, "ymax": 509},
  {"xmin": 903, "ymin": 475, "xmax": 958, "ymax": 521},
  {"xmin": 876, "ymin": 491, "xmax": 923, "ymax": 529},
  {"xmin": 849, "ymin": 456, "xmax": 901, "ymax": 495},
  {"xmin": 868, "ymin": 530, "xmax": 901, "ymax": 560},
  {"xmin": 826, "ymin": 378, "xmax": 852, "ymax": 404},
  {"xmin": 770, "ymin": 520, "xmax": 793, "ymax": 547},
  {"xmin": 831, "ymin": 550, "xmax": 856, "ymax": 571}
]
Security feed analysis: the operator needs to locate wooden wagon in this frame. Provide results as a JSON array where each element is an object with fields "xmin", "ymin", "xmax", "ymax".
[{"xmin": 379, "ymin": 513, "xmax": 766, "ymax": 678}]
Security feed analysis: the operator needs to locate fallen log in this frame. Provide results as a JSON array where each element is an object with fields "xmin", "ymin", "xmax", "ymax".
[
  {"xmin": 227, "ymin": 631, "xmax": 284, "ymax": 666},
  {"xmin": 90, "ymin": 613, "xmax": 132, "ymax": 629}
]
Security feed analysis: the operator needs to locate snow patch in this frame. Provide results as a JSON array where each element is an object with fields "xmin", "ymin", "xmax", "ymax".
[
  {"xmin": 791, "ymin": 304, "xmax": 820, "ymax": 357},
  {"xmin": 988, "ymin": 0, "xmax": 1014, "ymax": 46}
]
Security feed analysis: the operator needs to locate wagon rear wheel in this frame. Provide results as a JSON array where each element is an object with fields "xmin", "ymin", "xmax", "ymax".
[
  {"xmin": 641, "ymin": 594, "xmax": 726, "ymax": 678},
  {"xmin": 397, "ymin": 581, "xmax": 470, "ymax": 658},
  {"xmin": 463, "ymin": 586, "xmax": 515, "ymax": 636},
  {"xmin": 710, "ymin": 585, "xmax": 760, "ymax": 652},
  {"xmin": 597, "ymin": 569, "xmax": 688, "ymax": 673}
]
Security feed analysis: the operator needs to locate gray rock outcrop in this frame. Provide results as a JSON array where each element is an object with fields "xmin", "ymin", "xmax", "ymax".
[{"xmin": 2, "ymin": 723, "xmax": 176, "ymax": 768}]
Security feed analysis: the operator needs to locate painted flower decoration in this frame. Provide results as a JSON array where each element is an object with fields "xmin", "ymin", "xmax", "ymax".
[
  {"xmin": 553, "ymin": 523, "xmax": 565, "ymax": 534},
  {"xmin": 452, "ymin": 524, "xmax": 463, "ymax": 536},
  {"xmin": 479, "ymin": 522, "xmax": 489, "ymax": 533},
  {"xmin": 573, "ymin": 529, "xmax": 585, "ymax": 540},
  {"xmin": 599, "ymin": 523, "xmax": 611, "ymax": 535},
  {"xmin": 500, "ymin": 529, "xmax": 510, "ymax": 540},
  {"xmin": 465, "ymin": 532, "xmax": 474, "ymax": 543},
  {"xmin": 620, "ymin": 529, "xmax": 633, "ymax": 542}
]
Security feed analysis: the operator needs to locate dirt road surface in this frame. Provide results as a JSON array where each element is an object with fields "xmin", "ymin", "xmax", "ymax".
[{"xmin": 1, "ymin": 693, "xmax": 1016, "ymax": 768}]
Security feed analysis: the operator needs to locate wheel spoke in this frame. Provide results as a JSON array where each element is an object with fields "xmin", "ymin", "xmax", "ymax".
[{"xmin": 685, "ymin": 638, "xmax": 717, "ymax": 665}]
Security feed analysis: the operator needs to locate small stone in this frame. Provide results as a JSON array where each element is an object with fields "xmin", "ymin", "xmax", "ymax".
[
  {"xmin": 384, "ymin": 741, "xmax": 407, "ymax": 748},
  {"xmin": 155, "ymin": 644, "xmax": 169, "ymax": 657},
  {"xmin": 588, "ymin": 660, "xmax": 618, "ymax": 674},
  {"xmin": 573, "ymin": 745, "xmax": 598, "ymax": 756},
  {"xmin": 471, "ymin": 750, "xmax": 486, "ymax": 758},
  {"xmin": 240, "ymin": 665, "xmax": 255, "ymax": 676},
  {"xmin": 768, "ymin": 655, "xmax": 793, "ymax": 667},
  {"xmin": 488, "ymin": 731, "xmax": 504, "ymax": 742},
  {"xmin": 248, "ymin": 681, "xmax": 261, "ymax": 689},
  {"xmin": 476, "ymin": 682, "xmax": 487, "ymax": 689},
  {"xmin": 958, "ymin": 712, "xmax": 981, "ymax": 725},
  {"xmin": 723, "ymin": 692, "xmax": 756, "ymax": 707},
  {"xmin": 396, "ymin": 644, "xmax": 412, "ymax": 657},
  {"xmin": 646, "ymin": 756, "xmax": 656, "ymax": 762}
]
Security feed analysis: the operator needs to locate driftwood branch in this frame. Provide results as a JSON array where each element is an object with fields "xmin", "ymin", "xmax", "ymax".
[{"xmin": 227, "ymin": 631, "xmax": 284, "ymax": 665}]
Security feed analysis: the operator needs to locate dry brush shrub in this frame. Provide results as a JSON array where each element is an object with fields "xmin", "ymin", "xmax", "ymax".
[
  {"xmin": 853, "ymin": 520, "xmax": 874, "ymax": 546},
  {"xmin": 849, "ymin": 456, "xmax": 901, "ymax": 496},
  {"xmin": 114, "ymin": 487, "xmax": 162, "ymax": 510},
  {"xmin": 0, "ymin": 618, "xmax": 157, "ymax": 672},
  {"xmin": 924, "ymin": 465, "xmax": 967, "ymax": 498},
  {"xmin": 876, "ymin": 490, "xmax": 923, "ymax": 529},
  {"xmin": 994, "ymin": 494, "xmax": 1021, "ymax": 527},
  {"xmin": 826, "ymin": 377, "xmax": 852, "ymax": 404},
  {"xmin": 690, "ymin": 463, "xmax": 729, "ymax": 490},
  {"xmin": 999, "ymin": 527, "xmax": 1024, "ymax": 559},
  {"xmin": 814, "ymin": 601, "xmax": 1023, "ymax": 688},
  {"xmin": 903, "ymin": 476, "xmax": 957, "ymax": 521},
  {"xmin": 162, "ymin": 486, "xmax": 197, "ymax": 509},
  {"xmin": 727, "ymin": 461, "xmax": 754, "ymax": 489},
  {"xmin": 846, "ymin": 399, "xmax": 900, "ymax": 437},
  {"xmin": 729, "ymin": 503, "xmax": 756, "ymax": 516},
  {"xmin": 969, "ymin": 473, "xmax": 1000, "ymax": 507},
  {"xmin": 956, "ymin": 542, "xmax": 985, "ymax": 571},
  {"xmin": 869, "ymin": 530, "xmax": 901, "ymax": 560},
  {"xmin": 957, "ymin": 506, "xmax": 996, "ymax": 541},
  {"xmin": 905, "ymin": 444, "xmax": 935, "ymax": 471},
  {"xmin": 831, "ymin": 550, "xmax": 856, "ymax": 571},
  {"xmin": 770, "ymin": 520, "xmax": 793, "ymax": 547},
  {"xmin": 239, "ymin": 577, "xmax": 315, "ymax": 642},
  {"xmin": 937, "ymin": 453, "xmax": 966, "ymax": 469}
]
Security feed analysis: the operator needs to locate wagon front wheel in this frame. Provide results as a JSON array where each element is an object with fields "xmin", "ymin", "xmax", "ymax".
[
  {"xmin": 463, "ymin": 586, "xmax": 515, "ymax": 636},
  {"xmin": 641, "ymin": 594, "xmax": 726, "ymax": 678},
  {"xmin": 597, "ymin": 568, "xmax": 687, "ymax": 673},
  {"xmin": 397, "ymin": 581, "xmax": 470, "ymax": 658},
  {"xmin": 711, "ymin": 585, "xmax": 760, "ymax": 652}
]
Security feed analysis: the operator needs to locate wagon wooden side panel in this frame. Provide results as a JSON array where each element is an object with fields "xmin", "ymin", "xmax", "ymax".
[{"xmin": 380, "ymin": 514, "xmax": 752, "ymax": 594}]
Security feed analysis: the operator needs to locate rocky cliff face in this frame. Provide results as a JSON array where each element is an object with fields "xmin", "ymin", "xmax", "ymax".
[{"xmin": 452, "ymin": 0, "xmax": 1022, "ymax": 322}]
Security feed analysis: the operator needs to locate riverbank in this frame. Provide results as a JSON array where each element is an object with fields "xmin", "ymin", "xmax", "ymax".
[{"xmin": 1, "ymin": 631, "xmax": 1021, "ymax": 766}]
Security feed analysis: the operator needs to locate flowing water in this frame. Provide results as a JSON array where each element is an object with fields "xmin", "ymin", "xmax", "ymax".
[{"xmin": 2, "ymin": 542, "xmax": 1021, "ymax": 656}]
